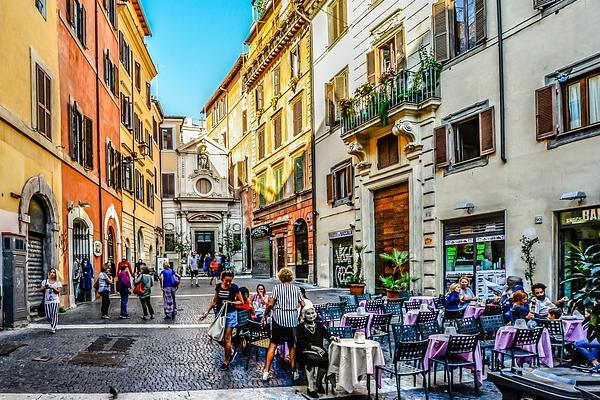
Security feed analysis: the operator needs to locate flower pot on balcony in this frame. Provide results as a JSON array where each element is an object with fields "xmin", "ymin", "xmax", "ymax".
[{"xmin": 349, "ymin": 283, "xmax": 366, "ymax": 296}]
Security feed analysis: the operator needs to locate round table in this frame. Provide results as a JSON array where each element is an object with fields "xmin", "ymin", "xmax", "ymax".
[
  {"xmin": 327, "ymin": 339, "xmax": 385, "ymax": 394},
  {"xmin": 423, "ymin": 334, "xmax": 483, "ymax": 384},
  {"xmin": 494, "ymin": 326, "xmax": 554, "ymax": 367},
  {"xmin": 561, "ymin": 318, "xmax": 587, "ymax": 342},
  {"xmin": 340, "ymin": 312, "xmax": 375, "ymax": 336}
]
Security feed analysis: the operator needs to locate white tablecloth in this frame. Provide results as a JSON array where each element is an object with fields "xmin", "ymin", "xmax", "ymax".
[{"xmin": 327, "ymin": 339, "xmax": 385, "ymax": 393}]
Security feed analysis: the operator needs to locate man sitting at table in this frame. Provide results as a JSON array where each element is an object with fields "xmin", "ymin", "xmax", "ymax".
[
  {"xmin": 296, "ymin": 306, "xmax": 340, "ymax": 398},
  {"xmin": 526, "ymin": 283, "xmax": 569, "ymax": 320}
]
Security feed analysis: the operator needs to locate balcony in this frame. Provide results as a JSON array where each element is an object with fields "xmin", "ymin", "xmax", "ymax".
[{"xmin": 341, "ymin": 66, "xmax": 441, "ymax": 137}]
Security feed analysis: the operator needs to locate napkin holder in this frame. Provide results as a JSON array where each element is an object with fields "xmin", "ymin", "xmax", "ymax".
[
  {"xmin": 354, "ymin": 331, "xmax": 366, "ymax": 344},
  {"xmin": 357, "ymin": 306, "xmax": 367, "ymax": 316},
  {"xmin": 420, "ymin": 304, "xmax": 429, "ymax": 312},
  {"xmin": 514, "ymin": 319, "xmax": 527, "ymax": 329}
]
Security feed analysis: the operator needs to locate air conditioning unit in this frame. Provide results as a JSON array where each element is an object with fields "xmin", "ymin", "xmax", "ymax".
[{"xmin": 533, "ymin": 0, "xmax": 557, "ymax": 9}]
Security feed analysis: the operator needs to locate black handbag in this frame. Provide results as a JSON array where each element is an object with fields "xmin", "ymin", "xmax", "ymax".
[{"xmin": 37, "ymin": 297, "xmax": 46, "ymax": 317}]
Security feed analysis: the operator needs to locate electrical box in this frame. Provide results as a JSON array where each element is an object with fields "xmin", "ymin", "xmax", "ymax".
[{"xmin": 2, "ymin": 233, "xmax": 29, "ymax": 328}]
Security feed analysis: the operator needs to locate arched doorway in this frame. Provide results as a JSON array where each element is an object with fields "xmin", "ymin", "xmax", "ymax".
[
  {"xmin": 245, "ymin": 228, "xmax": 251, "ymax": 272},
  {"xmin": 294, "ymin": 219, "xmax": 309, "ymax": 280},
  {"xmin": 137, "ymin": 228, "xmax": 145, "ymax": 262},
  {"xmin": 27, "ymin": 195, "xmax": 47, "ymax": 313},
  {"xmin": 72, "ymin": 219, "xmax": 91, "ymax": 303},
  {"xmin": 107, "ymin": 227, "xmax": 115, "ymax": 263}
]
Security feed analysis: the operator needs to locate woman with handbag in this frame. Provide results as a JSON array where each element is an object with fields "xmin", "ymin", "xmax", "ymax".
[
  {"xmin": 160, "ymin": 262, "xmax": 180, "ymax": 319},
  {"xmin": 199, "ymin": 271, "xmax": 244, "ymax": 370},
  {"xmin": 38, "ymin": 268, "xmax": 62, "ymax": 333},
  {"xmin": 116, "ymin": 264, "xmax": 132, "ymax": 319},
  {"xmin": 98, "ymin": 263, "xmax": 113, "ymax": 319},
  {"xmin": 133, "ymin": 265, "xmax": 154, "ymax": 320}
]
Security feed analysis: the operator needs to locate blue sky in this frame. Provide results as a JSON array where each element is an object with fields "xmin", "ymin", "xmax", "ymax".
[{"xmin": 142, "ymin": 0, "xmax": 252, "ymax": 119}]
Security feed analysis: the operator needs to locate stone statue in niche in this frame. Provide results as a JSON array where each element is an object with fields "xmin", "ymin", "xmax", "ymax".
[{"xmin": 198, "ymin": 152, "xmax": 209, "ymax": 170}]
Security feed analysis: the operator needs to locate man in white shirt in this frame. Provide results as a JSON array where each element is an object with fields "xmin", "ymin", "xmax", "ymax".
[
  {"xmin": 188, "ymin": 252, "xmax": 200, "ymax": 287},
  {"xmin": 529, "ymin": 282, "xmax": 568, "ymax": 318}
]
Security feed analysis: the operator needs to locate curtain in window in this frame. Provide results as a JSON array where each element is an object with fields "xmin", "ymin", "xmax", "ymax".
[
  {"xmin": 589, "ymin": 76, "xmax": 600, "ymax": 124},
  {"xmin": 568, "ymin": 83, "xmax": 582, "ymax": 129}
]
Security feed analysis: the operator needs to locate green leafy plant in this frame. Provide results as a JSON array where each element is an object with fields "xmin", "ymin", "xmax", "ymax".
[
  {"xmin": 561, "ymin": 242, "xmax": 600, "ymax": 340},
  {"xmin": 346, "ymin": 244, "xmax": 367, "ymax": 285},
  {"xmin": 339, "ymin": 98, "xmax": 355, "ymax": 118},
  {"xmin": 520, "ymin": 235, "xmax": 540, "ymax": 290},
  {"xmin": 412, "ymin": 46, "xmax": 442, "ymax": 94},
  {"xmin": 379, "ymin": 249, "xmax": 418, "ymax": 292},
  {"xmin": 354, "ymin": 82, "xmax": 375, "ymax": 98}
]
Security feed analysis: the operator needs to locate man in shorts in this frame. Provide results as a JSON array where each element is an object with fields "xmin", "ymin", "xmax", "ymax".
[{"xmin": 188, "ymin": 251, "xmax": 200, "ymax": 287}]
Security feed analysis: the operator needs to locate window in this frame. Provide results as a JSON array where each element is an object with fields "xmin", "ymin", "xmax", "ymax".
[
  {"xmin": 435, "ymin": 106, "xmax": 495, "ymax": 168},
  {"xmin": 432, "ymin": 0, "xmax": 486, "ymax": 62},
  {"xmin": 152, "ymin": 117, "xmax": 158, "ymax": 144},
  {"xmin": 161, "ymin": 173, "xmax": 175, "ymax": 198},
  {"xmin": 104, "ymin": 50, "xmax": 117, "ymax": 95},
  {"xmin": 273, "ymin": 66, "xmax": 281, "ymax": 96},
  {"xmin": 273, "ymin": 113, "xmax": 282, "ymax": 149},
  {"xmin": 122, "ymin": 159, "xmax": 133, "ymax": 192},
  {"xmin": 68, "ymin": 103, "xmax": 93, "ymax": 169},
  {"xmin": 294, "ymin": 153, "xmax": 305, "ymax": 193},
  {"xmin": 255, "ymin": 82, "xmax": 264, "ymax": 112},
  {"xmin": 196, "ymin": 178, "xmax": 212, "ymax": 195},
  {"xmin": 133, "ymin": 113, "xmax": 142, "ymax": 142},
  {"xmin": 326, "ymin": 162, "xmax": 353, "ymax": 206},
  {"xmin": 328, "ymin": 0, "xmax": 347, "ymax": 45},
  {"xmin": 105, "ymin": 142, "xmax": 121, "ymax": 190},
  {"xmin": 146, "ymin": 130, "xmax": 153, "ymax": 159},
  {"xmin": 146, "ymin": 180, "xmax": 154, "ymax": 209},
  {"xmin": 325, "ymin": 69, "xmax": 348, "ymax": 126},
  {"xmin": 120, "ymin": 94, "xmax": 131, "ymax": 128},
  {"xmin": 290, "ymin": 45, "xmax": 301, "ymax": 78},
  {"xmin": 35, "ymin": 0, "xmax": 46, "ymax": 18},
  {"xmin": 236, "ymin": 158, "xmax": 248, "ymax": 187},
  {"xmin": 67, "ymin": 0, "xmax": 87, "ymax": 46},
  {"xmin": 104, "ymin": 0, "xmax": 116, "ymax": 27},
  {"xmin": 134, "ymin": 62, "xmax": 141, "ymax": 91},
  {"xmin": 118, "ymin": 31, "xmax": 131, "ymax": 74},
  {"xmin": 146, "ymin": 82, "xmax": 151, "ymax": 109},
  {"xmin": 367, "ymin": 29, "xmax": 405, "ymax": 82},
  {"xmin": 161, "ymin": 127, "xmax": 174, "ymax": 150},
  {"xmin": 257, "ymin": 174, "xmax": 267, "ymax": 208},
  {"xmin": 165, "ymin": 233, "xmax": 175, "ymax": 252},
  {"xmin": 257, "ymin": 127, "xmax": 266, "ymax": 160},
  {"xmin": 273, "ymin": 165, "xmax": 284, "ymax": 202},
  {"xmin": 293, "ymin": 98, "xmax": 303, "ymax": 136},
  {"xmin": 135, "ymin": 170, "xmax": 145, "ymax": 203},
  {"xmin": 377, "ymin": 134, "xmax": 400, "ymax": 169},
  {"xmin": 35, "ymin": 64, "xmax": 52, "ymax": 138},
  {"xmin": 242, "ymin": 110, "xmax": 248, "ymax": 134}
]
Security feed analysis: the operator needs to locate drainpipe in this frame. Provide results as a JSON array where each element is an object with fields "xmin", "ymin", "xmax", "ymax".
[
  {"xmin": 293, "ymin": 5, "xmax": 317, "ymax": 286},
  {"xmin": 131, "ymin": 63, "xmax": 137, "ymax": 264},
  {"xmin": 94, "ymin": 0, "xmax": 104, "ymax": 265},
  {"xmin": 497, "ymin": 0, "xmax": 507, "ymax": 162}
]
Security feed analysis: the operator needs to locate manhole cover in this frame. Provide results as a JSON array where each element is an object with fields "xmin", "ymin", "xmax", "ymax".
[
  {"xmin": 70, "ymin": 336, "xmax": 135, "ymax": 367},
  {"xmin": 70, "ymin": 352, "xmax": 125, "ymax": 366}
]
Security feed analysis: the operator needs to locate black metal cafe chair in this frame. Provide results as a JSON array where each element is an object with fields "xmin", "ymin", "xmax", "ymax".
[{"xmin": 429, "ymin": 334, "xmax": 480, "ymax": 399}]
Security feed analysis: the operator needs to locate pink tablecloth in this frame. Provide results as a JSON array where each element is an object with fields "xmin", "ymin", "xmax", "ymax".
[
  {"xmin": 409, "ymin": 296, "xmax": 437, "ymax": 309},
  {"xmin": 423, "ymin": 334, "xmax": 483, "ymax": 384},
  {"xmin": 357, "ymin": 300, "xmax": 384, "ymax": 314},
  {"xmin": 464, "ymin": 305, "xmax": 486, "ymax": 319},
  {"xmin": 494, "ymin": 326, "xmax": 554, "ymax": 367},
  {"xmin": 403, "ymin": 310, "xmax": 443, "ymax": 326},
  {"xmin": 562, "ymin": 319, "xmax": 587, "ymax": 342},
  {"xmin": 340, "ymin": 312, "xmax": 375, "ymax": 336}
]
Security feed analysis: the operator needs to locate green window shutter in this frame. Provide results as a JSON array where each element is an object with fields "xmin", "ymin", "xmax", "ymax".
[{"xmin": 294, "ymin": 154, "xmax": 305, "ymax": 193}]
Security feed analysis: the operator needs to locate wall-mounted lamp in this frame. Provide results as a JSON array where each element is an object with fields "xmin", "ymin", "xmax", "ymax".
[
  {"xmin": 455, "ymin": 202, "xmax": 475, "ymax": 213},
  {"xmin": 78, "ymin": 201, "xmax": 92, "ymax": 208},
  {"xmin": 560, "ymin": 191, "xmax": 586, "ymax": 203},
  {"xmin": 349, "ymin": 223, "xmax": 356, "ymax": 230}
]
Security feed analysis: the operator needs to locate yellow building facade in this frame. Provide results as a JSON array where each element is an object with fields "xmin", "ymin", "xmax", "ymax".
[
  {"xmin": 242, "ymin": 1, "xmax": 314, "ymax": 279},
  {"xmin": 118, "ymin": 0, "xmax": 163, "ymax": 270},
  {"xmin": 0, "ymin": 0, "xmax": 64, "ymax": 324}
]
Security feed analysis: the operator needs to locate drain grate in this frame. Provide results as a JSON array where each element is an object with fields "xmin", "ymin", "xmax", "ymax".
[{"xmin": 70, "ymin": 336, "xmax": 135, "ymax": 367}]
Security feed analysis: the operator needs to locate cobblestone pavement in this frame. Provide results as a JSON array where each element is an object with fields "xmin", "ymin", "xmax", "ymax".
[{"xmin": 0, "ymin": 280, "xmax": 502, "ymax": 399}]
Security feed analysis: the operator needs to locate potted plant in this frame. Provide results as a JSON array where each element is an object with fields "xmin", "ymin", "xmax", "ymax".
[
  {"xmin": 346, "ymin": 244, "xmax": 367, "ymax": 295},
  {"xmin": 339, "ymin": 97, "xmax": 355, "ymax": 119},
  {"xmin": 379, "ymin": 249, "xmax": 418, "ymax": 299}
]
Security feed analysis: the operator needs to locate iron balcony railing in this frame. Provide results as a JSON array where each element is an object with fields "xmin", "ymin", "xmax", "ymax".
[{"xmin": 341, "ymin": 66, "xmax": 441, "ymax": 135}]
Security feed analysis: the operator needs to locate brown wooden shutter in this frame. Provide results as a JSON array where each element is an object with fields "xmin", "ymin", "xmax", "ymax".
[
  {"xmin": 106, "ymin": 143, "xmax": 112, "ymax": 186},
  {"xmin": 390, "ymin": 135, "xmax": 400, "ymax": 165},
  {"xmin": 338, "ymin": 0, "xmax": 347, "ymax": 34},
  {"xmin": 434, "ymin": 125, "xmax": 449, "ymax": 167},
  {"xmin": 432, "ymin": 0, "xmax": 450, "ymax": 63},
  {"xmin": 479, "ymin": 106, "xmax": 495, "ymax": 155},
  {"xmin": 345, "ymin": 164, "xmax": 353, "ymax": 199},
  {"xmin": 535, "ymin": 84, "xmax": 557, "ymax": 140},
  {"xmin": 293, "ymin": 99, "xmax": 302, "ymax": 136},
  {"xmin": 328, "ymin": 1, "xmax": 338, "ymax": 44},
  {"xmin": 68, "ymin": 103, "xmax": 76, "ymax": 159},
  {"xmin": 84, "ymin": 117, "xmax": 93, "ymax": 169},
  {"xmin": 67, "ymin": 0, "xmax": 75, "ymax": 24},
  {"xmin": 366, "ymin": 50, "xmax": 376, "ymax": 85},
  {"xmin": 116, "ymin": 152, "xmax": 122, "ymax": 190},
  {"xmin": 325, "ymin": 82, "xmax": 335, "ymax": 126},
  {"xmin": 326, "ymin": 173, "xmax": 334, "ymax": 204},
  {"xmin": 394, "ymin": 29, "xmax": 405, "ymax": 70},
  {"xmin": 81, "ymin": 5, "xmax": 87, "ymax": 47},
  {"xmin": 474, "ymin": 0, "xmax": 486, "ymax": 44},
  {"xmin": 273, "ymin": 115, "xmax": 282, "ymax": 149}
]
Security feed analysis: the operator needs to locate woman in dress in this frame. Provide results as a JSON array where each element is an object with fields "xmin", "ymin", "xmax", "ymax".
[
  {"xmin": 98, "ymin": 263, "xmax": 113, "ymax": 319},
  {"xmin": 199, "ymin": 271, "xmax": 244, "ymax": 370},
  {"xmin": 159, "ymin": 262, "xmax": 180, "ymax": 319},
  {"xmin": 38, "ymin": 268, "xmax": 62, "ymax": 333},
  {"xmin": 252, "ymin": 284, "xmax": 269, "ymax": 319},
  {"xmin": 79, "ymin": 259, "xmax": 93, "ymax": 302}
]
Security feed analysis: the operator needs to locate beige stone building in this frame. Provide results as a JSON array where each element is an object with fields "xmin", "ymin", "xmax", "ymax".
[{"xmin": 432, "ymin": 0, "xmax": 600, "ymax": 298}]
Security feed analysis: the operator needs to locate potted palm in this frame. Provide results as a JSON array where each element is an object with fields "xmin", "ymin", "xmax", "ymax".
[
  {"xmin": 346, "ymin": 244, "xmax": 367, "ymax": 295},
  {"xmin": 379, "ymin": 249, "xmax": 418, "ymax": 300}
]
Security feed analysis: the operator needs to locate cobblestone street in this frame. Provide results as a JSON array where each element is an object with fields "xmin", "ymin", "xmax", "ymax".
[{"xmin": 0, "ymin": 282, "xmax": 501, "ymax": 399}]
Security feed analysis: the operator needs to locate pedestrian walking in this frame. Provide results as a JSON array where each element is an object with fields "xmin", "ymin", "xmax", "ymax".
[
  {"xmin": 98, "ymin": 263, "xmax": 113, "ymax": 319},
  {"xmin": 116, "ymin": 264, "xmax": 132, "ymax": 319},
  {"xmin": 261, "ymin": 267, "xmax": 304, "ymax": 381},
  {"xmin": 160, "ymin": 262, "xmax": 180, "ymax": 319},
  {"xmin": 188, "ymin": 251, "xmax": 200, "ymax": 287},
  {"xmin": 79, "ymin": 259, "xmax": 93, "ymax": 302},
  {"xmin": 203, "ymin": 253, "xmax": 212, "ymax": 277},
  {"xmin": 209, "ymin": 257, "xmax": 220, "ymax": 285},
  {"xmin": 199, "ymin": 270, "xmax": 244, "ymax": 370},
  {"xmin": 38, "ymin": 268, "xmax": 62, "ymax": 333},
  {"xmin": 133, "ymin": 265, "xmax": 154, "ymax": 320}
]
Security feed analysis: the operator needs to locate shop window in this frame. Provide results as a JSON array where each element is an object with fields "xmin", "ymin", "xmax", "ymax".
[
  {"xmin": 328, "ymin": 0, "xmax": 347, "ymax": 45},
  {"xmin": 325, "ymin": 68, "xmax": 348, "ymax": 127},
  {"xmin": 294, "ymin": 219, "xmax": 309, "ymax": 279},
  {"xmin": 326, "ymin": 161, "xmax": 353, "ymax": 207},
  {"xmin": 377, "ymin": 134, "xmax": 399, "ymax": 169},
  {"xmin": 432, "ymin": 0, "xmax": 486, "ymax": 63},
  {"xmin": 35, "ymin": 64, "xmax": 52, "ymax": 139},
  {"xmin": 161, "ymin": 173, "xmax": 175, "ymax": 198},
  {"xmin": 435, "ymin": 106, "xmax": 495, "ymax": 168},
  {"xmin": 161, "ymin": 127, "xmax": 174, "ymax": 150}
]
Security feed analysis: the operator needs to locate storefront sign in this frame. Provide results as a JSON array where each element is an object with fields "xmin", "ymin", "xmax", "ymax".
[
  {"xmin": 476, "ymin": 235, "xmax": 505, "ymax": 242},
  {"xmin": 328, "ymin": 229, "xmax": 353, "ymax": 240},
  {"xmin": 445, "ymin": 238, "xmax": 472, "ymax": 245},
  {"xmin": 562, "ymin": 207, "xmax": 600, "ymax": 225},
  {"xmin": 251, "ymin": 224, "xmax": 271, "ymax": 239}
]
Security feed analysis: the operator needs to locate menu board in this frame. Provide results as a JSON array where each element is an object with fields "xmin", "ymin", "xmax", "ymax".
[{"xmin": 446, "ymin": 246, "xmax": 457, "ymax": 269}]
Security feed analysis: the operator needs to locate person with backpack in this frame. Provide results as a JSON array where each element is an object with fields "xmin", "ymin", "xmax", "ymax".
[
  {"xmin": 133, "ymin": 265, "xmax": 154, "ymax": 320},
  {"xmin": 116, "ymin": 264, "xmax": 132, "ymax": 319},
  {"xmin": 97, "ymin": 263, "xmax": 113, "ymax": 319}
]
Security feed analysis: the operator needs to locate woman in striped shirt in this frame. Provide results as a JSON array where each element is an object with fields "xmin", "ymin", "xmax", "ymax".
[{"xmin": 261, "ymin": 267, "xmax": 304, "ymax": 381}]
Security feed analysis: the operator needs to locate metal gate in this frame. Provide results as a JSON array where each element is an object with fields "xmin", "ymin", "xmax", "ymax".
[
  {"xmin": 73, "ymin": 220, "xmax": 90, "ymax": 265},
  {"xmin": 27, "ymin": 235, "xmax": 44, "ymax": 313}
]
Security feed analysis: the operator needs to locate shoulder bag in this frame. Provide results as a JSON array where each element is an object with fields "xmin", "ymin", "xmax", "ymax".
[
  {"xmin": 207, "ymin": 303, "xmax": 227, "ymax": 342},
  {"xmin": 37, "ymin": 280, "xmax": 46, "ymax": 318}
]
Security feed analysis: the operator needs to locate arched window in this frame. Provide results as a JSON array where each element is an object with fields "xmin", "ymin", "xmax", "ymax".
[{"xmin": 137, "ymin": 229, "xmax": 145, "ymax": 261}]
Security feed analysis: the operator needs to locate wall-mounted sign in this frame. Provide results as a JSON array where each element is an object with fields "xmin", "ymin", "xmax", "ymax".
[
  {"xmin": 329, "ymin": 229, "xmax": 353, "ymax": 240},
  {"xmin": 445, "ymin": 238, "xmax": 472, "ymax": 245},
  {"xmin": 561, "ymin": 207, "xmax": 600, "ymax": 225},
  {"xmin": 251, "ymin": 224, "xmax": 271, "ymax": 239},
  {"xmin": 476, "ymin": 235, "xmax": 505, "ymax": 242},
  {"xmin": 93, "ymin": 240, "xmax": 102, "ymax": 257},
  {"xmin": 424, "ymin": 237, "xmax": 433, "ymax": 246}
]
